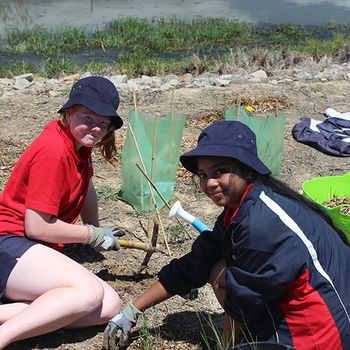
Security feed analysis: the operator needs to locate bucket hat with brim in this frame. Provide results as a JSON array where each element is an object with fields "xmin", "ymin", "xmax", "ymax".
[
  {"xmin": 180, "ymin": 120, "xmax": 271, "ymax": 175},
  {"xmin": 58, "ymin": 76, "xmax": 123, "ymax": 130}
]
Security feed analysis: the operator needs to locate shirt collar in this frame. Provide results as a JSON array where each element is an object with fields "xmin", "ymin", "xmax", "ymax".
[{"xmin": 223, "ymin": 183, "xmax": 254, "ymax": 227}]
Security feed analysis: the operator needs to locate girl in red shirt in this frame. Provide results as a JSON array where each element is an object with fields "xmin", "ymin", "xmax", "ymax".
[{"xmin": 0, "ymin": 76, "xmax": 125, "ymax": 348}]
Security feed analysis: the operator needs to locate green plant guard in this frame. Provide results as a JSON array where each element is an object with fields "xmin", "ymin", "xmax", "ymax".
[
  {"xmin": 225, "ymin": 105, "xmax": 286, "ymax": 177},
  {"xmin": 121, "ymin": 110, "xmax": 185, "ymax": 212}
]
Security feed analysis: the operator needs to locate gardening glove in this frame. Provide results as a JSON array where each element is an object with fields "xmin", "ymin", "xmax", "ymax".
[
  {"xmin": 88, "ymin": 225, "xmax": 125, "ymax": 251},
  {"xmin": 103, "ymin": 301, "xmax": 142, "ymax": 350}
]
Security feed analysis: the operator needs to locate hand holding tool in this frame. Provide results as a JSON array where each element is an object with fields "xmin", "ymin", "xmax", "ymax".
[{"xmin": 88, "ymin": 226, "xmax": 126, "ymax": 251}]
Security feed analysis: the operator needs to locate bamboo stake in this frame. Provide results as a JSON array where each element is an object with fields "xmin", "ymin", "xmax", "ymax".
[
  {"xmin": 133, "ymin": 91, "xmax": 138, "ymax": 112},
  {"xmin": 132, "ymin": 91, "xmax": 152, "ymax": 232},
  {"xmin": 136, "ymin": 163, "xmax": 192, "ymax": 239},
  {"xmin": 132, "ymin": 91, "xmax": 146, "ymax": 210},
  {"xmin": 147, "ymin": 115, "xmax": 159, "ymax": 233},
  {"xmin": 235, "ymin": 94, "xmax": 241, "ymax": 118},
  {"xmin": 275, "ymin": 101, "xmax": 279, "ymax": 117},
  {"xmin": 171, "ymin": 89, "xmax": 175, "ymax": 120},
  {"xmin": 169, "ymin": 89, "xmax": 175, "ymax": 162},
  {"xmin": 151, "ymin": 116, "xmax": 158, "ymax": 182},
  {"xmin": 128, "ymin": 124, "xmax": 172, "ymax": 255},
  {"xmin": 155, "ymin": 207, "xmax": 170, "ymax": 256}
]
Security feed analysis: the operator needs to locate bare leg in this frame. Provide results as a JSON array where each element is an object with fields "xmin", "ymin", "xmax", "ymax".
[
  {"xmin": 0, "ymin": 244, "xmax": 121, "ymax": 349},
  {"xmin": 209, "ymin": 258, "xmax": 227, "ymax": 307},
  {"xmin": 209, "ymin": 258, "xmax": 245, "ymax": 345},
  {"xmin": 68, "ymin": 277, "xmax": 121, "ymax": 328},
  {"xmin": 0, "ymin": 302, "xmax": 29, "ymax": 324},
  {"xmin": 0, "ymin": 279, "xmax": 121, "ymax": 329}
]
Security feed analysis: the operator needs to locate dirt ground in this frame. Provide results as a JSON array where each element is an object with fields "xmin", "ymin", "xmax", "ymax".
[{"xmin": 1, "ymin": 79, "xmax": 350, "ymax": 350}]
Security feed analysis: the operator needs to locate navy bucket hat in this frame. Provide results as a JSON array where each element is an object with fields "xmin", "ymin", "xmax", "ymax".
[
  {"xmin": 180, "ymin": 120, "xmax": 271, "ymax": 175},
  {"xmin": 58, "ymin": 76, "xmax": 123, "ymax": 129}
]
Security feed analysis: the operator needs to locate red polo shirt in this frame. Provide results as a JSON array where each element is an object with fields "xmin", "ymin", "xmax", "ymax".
[{"xmin": 0, "ymin": 120, "xmax": 93, "ymax": 249}]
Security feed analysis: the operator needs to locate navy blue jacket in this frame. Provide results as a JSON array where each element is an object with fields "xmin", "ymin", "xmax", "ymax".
[{"xmin": 159, "ymin": 181, "xmax": 350, "ymax": 349}]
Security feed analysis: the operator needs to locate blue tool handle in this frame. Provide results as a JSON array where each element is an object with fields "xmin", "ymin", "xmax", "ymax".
[{"xmin": 192, "ymin": 218, "xmax": 211, "ymax": 233}]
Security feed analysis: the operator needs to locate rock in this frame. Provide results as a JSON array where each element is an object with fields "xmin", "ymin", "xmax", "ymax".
[
  {"xmin": 295, "ymin": 71, "xmax": 313, "ymax": 80},
  {"xmin": 109, "ymin": 75, "xmax": 128, "ymax": 85},
  {"xmin": 192, "ymin": 77, "xmax": 210, "ymax": 87},
  {"xmin": 160, "ymin": 82, "xmax": 173, "ymax": 91},
  {"xmin": 13, "ymin": 74, "xmax": 34, "ymax": 90},
  {"xmin": 167, "ymin": 79, "xmax": 180, "ymax": 87},
  {"xmin": 61, "ymin": 73, "xmax": 80, "ymax": 82},
  {"xmin": 0, "ymin": 78, "xmax": 13, "ymax": 85},
  {"xmin": 3, "ymin": 59, "xmax": 350, "ymax": 96},
  {"xmin": 163, "ymin": 74, "xmax": 179, "ymax": 82},
  {"xmin": 141, "ymin": 75, "xmax": 162, "ymax": 88},
  {"xmin": 216, "ymin": 78, "xmax": 231, "ymax": 86},
  {"xmin": 180, "ymin": 73, "xmax": 193, "ymax": 83},
  {"xmin": 127, "ymin": 80, "xmax": 139, "ymax": 92},
  {"xmin": 49, "ymin": 90, "xmax": 59, "ymax": 97},
  {"xmin": 16, "ymin": 73, "xmax": 34, "ymax": 82},
  {"xmin": 251, "ymin": 70, "xmax": 268, "ymax": 80}
]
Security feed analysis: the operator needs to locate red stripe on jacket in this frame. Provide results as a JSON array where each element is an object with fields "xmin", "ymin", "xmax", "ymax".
[{"xmin": 279, "ymin": 269, "xmax": 342, "ymax": 350}]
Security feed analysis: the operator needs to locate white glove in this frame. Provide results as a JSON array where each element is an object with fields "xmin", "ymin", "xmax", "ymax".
[
  {"xmin": 88, "ymin": 226, "xmax": 125, "ymax": 251},
  {"xmin": 103, "ymin": 302, "xmax": 142, "ymax": 349}
]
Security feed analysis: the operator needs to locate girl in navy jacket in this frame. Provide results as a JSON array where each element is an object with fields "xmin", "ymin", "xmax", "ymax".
[{"xmin": 104, "ymin": 120, "xmax": 350, "ymax": 350}]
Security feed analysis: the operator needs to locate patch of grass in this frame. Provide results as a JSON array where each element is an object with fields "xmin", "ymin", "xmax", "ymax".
[
  {"xmin": 197, "ymin": 312, "xmax": 233, "ymax": 350},
  {"xmin": 95, "ymin": 185, "xmax": 121, "ymax": 202},
  {"xmin": 1, "ymin": 18, "xmax": 350, "ymax": 78},
  {"xmin": 138, "ymin": 314, "xmax": 159, "ymax": 350},
  {"xmin": 167, "ymin": 223, "xmax": 188, "ymax": 243},
  {"xmin": 300, "ymin": 35, "xmax": 350, "ymax": 57}
]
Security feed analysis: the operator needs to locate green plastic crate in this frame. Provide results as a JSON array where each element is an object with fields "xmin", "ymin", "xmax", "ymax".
[{"xmin": 302, "ymin": 172, "xmax": 350, "ymax": 242}]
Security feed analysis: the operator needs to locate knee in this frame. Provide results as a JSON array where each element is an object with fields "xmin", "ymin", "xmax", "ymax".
[
  {"xmin": 209, "ymin": 260, "xmax": 226, "ymax": 289},
  {"xmin": 77, "ymin": 280, "xmax": 105, "ymax": 314},
  {"xmin": 99, "ymin": 289, "xmax": 122, "ymax": 322}
]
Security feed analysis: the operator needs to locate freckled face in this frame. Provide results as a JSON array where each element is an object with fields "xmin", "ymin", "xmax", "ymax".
[
  {"xmin": 197, "ymin": 157, "xmax": 248, "ymax": 209},
  {"xmin": 65, "ymin": 105, "xmax": 111, "ymax": 149}
]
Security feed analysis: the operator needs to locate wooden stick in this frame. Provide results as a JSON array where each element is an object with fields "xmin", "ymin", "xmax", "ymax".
[
  {"xmin": 133, "ymin": 91, "xmax": 138, "ymax": 112},
  {"xmin": 136, "ymin": 164, "xmax": 171, "ymax": 208},
  {"xmin": 151, "ymin": 116, "xmax": 158, "ymax": 181},
  {"xmin": 235, "ymin": 94, "xmax": 241, "ymax": 117},
  {"xmin": 119, "ymin": 239, "xmax": 166, "ymax": 255},
  {"xmin": 139, "ymin": 221, "xmax": 159, "ymax": 272},
  {"xmin": 147, "ymin": 115, "xmax": 159, "ymax": 234},
  {"xmin": 136, "ymin": 163, "xmax": 192, "ymax": 239},
  {"xmin": 169, "ymin": 89, "xmax": 176, "ymax": 164},
  {"xmin": 119, "ymin": 239, "xmax": 153, "ymax": 252},
  {"xmin": 171, "ymin": 89, "xmax": 175, "ymax": 120},
  {"xmin": 155, "ymin": 206, "xmax": 171, "ymax": 256},
  {"xmin": 129, "ymin": 123, "xmax": 149, "ymax": 216}
]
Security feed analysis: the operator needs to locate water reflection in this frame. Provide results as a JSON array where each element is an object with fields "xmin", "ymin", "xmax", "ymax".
[
  {"xmin": 0, "ymin": 0, "xmax": 350, "ymax": 37},
  {"xmin": 0, "ymin": 0, "xmax": 32, "ymax": 28},
  {"xmin": 233, "ymin": 0, "xmax": 350, "ymax": 25}
]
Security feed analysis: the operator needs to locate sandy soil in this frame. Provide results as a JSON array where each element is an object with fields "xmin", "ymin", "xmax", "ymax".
[{"xmin": 1, "ymin": 79, "xmax": 350, "ymax": 350}]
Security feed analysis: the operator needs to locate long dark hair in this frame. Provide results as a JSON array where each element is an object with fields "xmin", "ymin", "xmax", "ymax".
[
  {"xmin": 231, "ymin": 159, "xmax": 350, "ymax": 246},
  {"xmin": 262, "ymin": 175, "xmax": 349, "ymax": 246}
]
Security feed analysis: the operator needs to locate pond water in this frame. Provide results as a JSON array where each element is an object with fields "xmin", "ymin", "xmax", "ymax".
[{"xmin": 0, "ymin": 0, "xmax": 350, "ymax": 37}]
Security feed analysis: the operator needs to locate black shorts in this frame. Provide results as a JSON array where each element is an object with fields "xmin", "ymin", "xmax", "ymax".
[{"xmin": 0, "ymin": 235, "xmax": 37, "ymax": 300}]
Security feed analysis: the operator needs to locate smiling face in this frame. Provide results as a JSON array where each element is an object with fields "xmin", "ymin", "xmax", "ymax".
[
  {"xmin": 65, "ymin": 105, "xmax": 112, "ymax": 149},
  {"xmin": 197, "ymin": 156, "xmax": 248, "ymax": 209}
]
